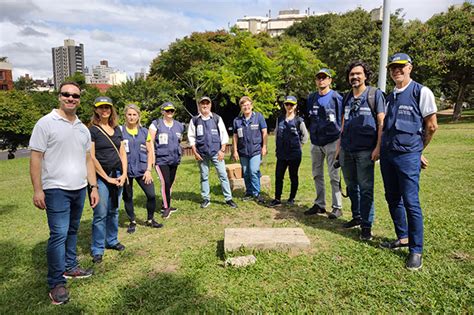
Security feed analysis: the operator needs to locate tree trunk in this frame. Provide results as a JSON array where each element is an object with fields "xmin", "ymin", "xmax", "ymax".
[{"xmin": 452, "ymin": 81, "xmax": 467, "ymax": 122}]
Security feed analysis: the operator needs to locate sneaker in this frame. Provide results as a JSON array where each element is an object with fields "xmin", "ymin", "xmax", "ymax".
[
  {"xmin": 255, "ymin": 195, "xmax": 266, "ymax": 204},
  {"xmin": 380, "ymin": 239, "xmax": 409, "ymax": 250},
  {"xmin": 106, "ymin": 243, "xmax": 125, "ymax": 251},
  {"xmin": 360, "ymin": 227, "xmax": 373, "ymax": 241},
  {"xmin": 287, "ymin": 199, "xmax": 295, "ymax": 206},
  {"xmin": 343, "ymin": 218, "xmax": 362, "ymax": 228},
  {"xmin": 92, "ymin": 254, "xmax": 102, "ymax": 264},
  {"xmin": 269, "ymin": 199, "xmax": 282, "ymax": 207},
  {"xmin": 328, "ymin": 208, "xmax": 343, "ymax": 219},
  {"xmin": 201, "ymin": 200, "xmax": 211, "ymax": 208},
  {"xmin": 406, "ymin": 253, "xmax": 423, "ymax": 271},
  {"xmin": 162, "ymin": 207, "xmax": 172, "ymax": 219},
  {"xmin": 127, "ymin": 222, "xmax": 136, "ymax": 234},
  {"xmin": 49, "ymin": 284, "xmax": 69, "ymax": 305},
  {"xmin": 226, "ymin": 199, "xmax": 238, "ymax": 208},
  {"xmin": 304, "ymin": 204, "xmax": 326, "ymax": 215},
  {"xmin": 161, "ymin": 206, "xmax": 178, "ymax": 213},
  {"xmin": 63, "ymin": 267, "xmax": 93, "ymax": 279},
  {"xmin": 146, "ymin": 219, "xmax": 164, "ymax": 228},
  {"xmin": 242, "ymin": 194, "xmax": 253, "ymax": 202}
]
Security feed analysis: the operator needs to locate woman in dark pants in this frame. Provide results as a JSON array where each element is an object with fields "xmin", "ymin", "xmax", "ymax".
[
  {"xmin": 122, "ymin": 103, "xmax": 163, "ymax": 233},
  {"xmin": 149, "ymin": 102, "xmax": 184, "ymax": 219},
  {"xmin": 89, "ymin": 96, "xmax": 127, "ymax": 264},
  {"xmin": 269, "ymin": 96, "xmax": 309, "ymax": 207}
]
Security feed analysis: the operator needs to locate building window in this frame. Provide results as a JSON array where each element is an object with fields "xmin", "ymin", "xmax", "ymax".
[{"xmin": 0, "ymin": 71, "xmax": 4, "ymax": 80}]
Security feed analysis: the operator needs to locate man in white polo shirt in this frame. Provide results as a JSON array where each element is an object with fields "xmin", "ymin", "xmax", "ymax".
[{"xmin": 29, "ymin": 81, "xmax": 99, "ymax": 305}]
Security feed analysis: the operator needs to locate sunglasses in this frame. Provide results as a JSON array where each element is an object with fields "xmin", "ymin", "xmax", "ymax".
[
  {"xmin": 350, "ymin": 99, "xmax": 361, "ymax": 113},
  {"xmin": 60, "ymin": 92, "xmax": 81, "ymax": 99},
  {"xmin": 316, "ymin": 76, "xmax": 329, "ymax": 80},
  {"xmin": 164, "ymin": 109, "xmax": 175, "ymax": 113},
  {"xmin": 284, "ymin": 103, "xmax": 296, "ymax": 107}
]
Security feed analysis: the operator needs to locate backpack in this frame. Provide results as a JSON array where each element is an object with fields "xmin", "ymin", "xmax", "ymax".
[{"xmin": 342, "ymin": 86, "xmax": 381, "ymax": 120}]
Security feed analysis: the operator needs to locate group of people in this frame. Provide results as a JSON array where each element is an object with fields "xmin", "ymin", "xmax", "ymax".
[{"xmin": 29, "ymin": 52, "xmax": 437, "ymax": 305}]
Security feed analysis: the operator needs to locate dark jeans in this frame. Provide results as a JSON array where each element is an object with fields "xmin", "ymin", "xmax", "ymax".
[
  {"xmin": 123, "ymin": 176, "xmax": 156, "ymax": 221},
  {"xmin": 44, "ymin": 188, "xmax": 86, "ymax": 288},
  {"xmin": 155, "ymin": 164, "xmax": 178, "ymax": 209},
  {"xmin": 340, "ymin": 149, "xmax": 375, "ymax": 228},
  {"xmin": 274, "ymin": 157, "xmax": 302, "ymax": 200},
  {"xmin": 380, "ymin": 150, "xmax": 423, "ymax": 254}
]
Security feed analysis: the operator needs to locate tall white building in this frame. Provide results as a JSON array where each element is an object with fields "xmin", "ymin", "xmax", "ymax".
[
  {"xmin": 85, "ymin": 60, "xmax": 127, "ymax": 85},
  {"xmin": 51, "ymin": 39, "xmax": 84, "ymax": 89}
]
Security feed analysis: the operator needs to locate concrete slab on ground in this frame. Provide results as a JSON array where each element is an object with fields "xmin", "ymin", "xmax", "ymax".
[{"xmin": 224, "ymin": 227, "xmax": 310, "ymax": 251}]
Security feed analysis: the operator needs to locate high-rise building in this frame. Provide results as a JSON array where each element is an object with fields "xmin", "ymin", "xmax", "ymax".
[
  {"xmin": 85, "ymin": 60, "xmax": 127, "ymax": 86},
  {"xmin": 52, "ymin": 39, "xmax": 84, "ymax": 89}
]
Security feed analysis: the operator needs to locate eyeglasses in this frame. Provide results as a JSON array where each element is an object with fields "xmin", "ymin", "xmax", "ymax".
[
  {"xmin": 350, "ymin": 99, "xmax": 361, "ymax": 113},
  {"xmin": 60, "ymin": 92, "xmax": 81, "ymax": 99},
  {"xmin": 164, "ymin": 109, "xmax": 175, "ymax": 113}
]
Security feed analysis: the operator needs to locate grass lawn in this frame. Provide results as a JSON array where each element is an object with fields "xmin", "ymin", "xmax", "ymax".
[{"xmin": 0, "ymin": 111, "xmax": 473, "ymax": 313}]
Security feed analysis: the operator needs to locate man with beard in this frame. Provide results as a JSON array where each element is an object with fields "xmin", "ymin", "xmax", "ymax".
[
  {"xmin": 337, "ymin": 61, "xmax": 385, "ymax": 241},
  {"xmin": 380, "ymin": 53, "xmax": 438, "ymax": 270}
]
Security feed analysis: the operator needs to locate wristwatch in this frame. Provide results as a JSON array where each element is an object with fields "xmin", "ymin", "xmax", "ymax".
[{"xmin": 89, "ymin": 184, "xmax": 98, "ymax": 190}]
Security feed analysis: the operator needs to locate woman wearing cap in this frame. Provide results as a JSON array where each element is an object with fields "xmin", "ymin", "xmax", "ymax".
[
  {"xmin": 149, "ymin": 102, "xmax": 184, "ymax": 219},
  {"xmin": 89, "ymin": 96, "xmax": 127, "ymax": 263},
  {"xmin": 121, "ymin": 104, "xmax": 163, "ymax": 233},
  {"xmin": 269, "ymin": 96, "xmax": 309, "ymax": 207}
]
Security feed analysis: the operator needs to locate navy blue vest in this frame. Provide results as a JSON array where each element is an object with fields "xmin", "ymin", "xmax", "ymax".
[
  {"xmin": 341, "ymin": 89, "xmax": 378, "ymax": 152},
  {"xmin": 308, "ymin": 90, "xmax": 342, "ymax": 146},
  {"xmin": 276, "ymin": 116, "xmax": 303, "ymax": 160},
  {"xmin": 233, "ymin": 112, "xmax": 264, "ymax": 158},
  {"xmin": 122, "ymin": 126, "xmax": 148, "ymax": 178},
  {"xmin": 382, "ymin": 81, "xmax": 423, "ymax": 153},
  {"xmin": 193, "ymin": 114, "xmax": 221, "ymax": 157},
  {"xmin": 153, "ymin": 119, "xmax": 184, "ymax": 165}
]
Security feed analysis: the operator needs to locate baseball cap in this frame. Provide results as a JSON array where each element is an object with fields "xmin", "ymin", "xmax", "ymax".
[
  {"xmin": 283, "ymin": 96, "xmax": 297, "ymax": 104},
  {"xmin": 94, "ymin": 96, "xmax": 113, "ymax": 107},
  {"xmin": 387, "ymin": 53, "xmax": 412, "ymax": 67},
  {"xmin": 316, "ymin": 68, "xmax": 332, "ymax": 78},
  {"xmin": 161, "ymin": 102, "xmax": 176, "ymax": 111},
  {"xmin": 199, "ymin": 96, "xmax": 211, "ymax": 103}
]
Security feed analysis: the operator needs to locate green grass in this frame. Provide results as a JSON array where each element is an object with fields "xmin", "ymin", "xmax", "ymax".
[{"xmin": 0, "ymin": 113, "xmax": 473, "ymax": 313}]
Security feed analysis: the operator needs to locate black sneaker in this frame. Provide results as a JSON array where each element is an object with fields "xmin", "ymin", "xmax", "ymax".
[
  {"xmin": 146, "ymin": 219, "xmax": 164, "ymax": 228},
  {"xmin": 328, "ymin": 208, "xmax": 343, "ymax": 219},
  {"xmin": 127, "ymin": 222, "xmax": 136, "ymax": 234},
  {"xmin": 287, "ymin": 199, "xmax": 295, "ymax": 206},
  {"xmin": 161, "ymin": 206, "xmax": 178, "ymax": 213},
  {"xmin": 304, "ymin": 204, "xmax": 326, "ymax": 215},
  {"xmin": 63, "ymin": 267, "xmax": 93, "ymax": 279},
  {"xmin": 255, "ymin": 195, "xmax": 266, "ymax": 204},
  {"xmin": 406, "ymin": 253, "xmax": 423, "ymax": 271},
  {"xmin": 269, "ymin": 199, "xmax": 282, "ymax": 207},
  {"xmin": 380, "ymin": 239, "xmax": 409, "ymax": 250},
  {"xmin": 49, "ymin": 284, "xmax": 69, "ymax": 305},
  {"xmin": 162, "ymin": 207, "xmax": 172, "ymax": 219},
  {"xmin": 92, "ymin": 254, "xmax": 102, "ymax": 264},
  {"xmin": 106, "ymin": 243, "xmax": 125, "ymax": 251},
  {"xmin": 201, "ymin": 200, "xmax": 211, "ymax": 208},
  {"xmin": 226, "ymin": 200, "xmax": 238, "ymax": 208},
  {"xmin": 343, "ymin": 218, "xmax": 362, "ymax": 228},
  {"xmin": 360, "ymin": 227, "xmax": 373, "ymax": 241}
]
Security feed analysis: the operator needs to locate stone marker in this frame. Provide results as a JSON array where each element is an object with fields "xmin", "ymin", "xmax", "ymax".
[
  {"xmin": 225, "ymin": 255, "xmax": 257, "ymax": 268},
  {"xmin": 230, "ymin": 175, "xmax": 271, "ymax": 192},
  {"xmin": 224, "ymin": 228, "xmax": 310, "ymax": 251},
  {"xmin": 225, "ymin": 163, "xmax": 242, "ymax": 179}
]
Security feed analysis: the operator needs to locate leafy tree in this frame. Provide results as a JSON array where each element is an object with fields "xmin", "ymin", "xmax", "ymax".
[
  {"xmin": 64, "ymin": 72, "xmax": 87, "ymax": 90},
  {"xmin": 14, "ymin": 76, "xmax": 37, "ymax": 91}
]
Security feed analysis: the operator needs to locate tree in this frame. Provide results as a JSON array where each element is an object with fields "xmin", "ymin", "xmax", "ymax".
[
  {"xmin": 64, "ymin": 72, "xmax": 87, "ymax": 90},
  {"xmin": 14, "ymin": 76, "xmax": 37, "ymax": 91}
]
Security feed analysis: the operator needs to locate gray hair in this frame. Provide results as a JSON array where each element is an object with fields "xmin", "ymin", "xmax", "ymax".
[{"xmin": 124, "ymin": 103, "xmax": 142, "ymax": 126}]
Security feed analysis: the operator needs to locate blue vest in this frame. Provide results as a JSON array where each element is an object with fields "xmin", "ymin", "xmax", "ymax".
[
  {"xmin": 193, "ymin": 114, "xmax": 221, "ymax": 157},
  {"xmin": 341, "ymin": 89, "xmax": 378, "ymax": 152},
  {"xmin": 233, "ymin": 112, "xmax": 264, "ymax": 158},
  {"xmin": 122, "ymin": 126, "xmax": 148, "ymax": 178},
  {"xmin": 308, "ymin": 90, "xmax": 342, "ymax": 146},
  {"xmin": 153, "ymin": 119, "xmax": 184, "ymax": 165},
  {"xmin": 276, "ymin": 116, "xmax": 303, "ymax": 160},
  {"xmin": 382, "ymin": 81, "xmax": 424, "ymax": 153}
]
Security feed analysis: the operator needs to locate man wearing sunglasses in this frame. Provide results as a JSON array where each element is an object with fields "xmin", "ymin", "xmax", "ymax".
[
  {"xmin": 29, "ymin": 81, "xmax": 99, "ymax": 304},
  {"xmin": 380, "ymin": 53, "xmax": 438, "ymax": 271},
  {"xmin": 338, "ymin": 61, "xmax": 385, "ymax": 241},
  {"xmin": 304, "ymin": 68, "xmax": 344, "ymax": 219}
]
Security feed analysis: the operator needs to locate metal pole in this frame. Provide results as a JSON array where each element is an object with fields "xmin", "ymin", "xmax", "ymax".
[{"xmin": 378, "ymin": 0, "xmax": 391, "ymax": 92}]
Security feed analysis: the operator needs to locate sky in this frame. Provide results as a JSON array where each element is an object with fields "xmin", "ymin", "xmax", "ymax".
[{"xmin": 0, "ymin": 0, "xmax": 465, "ymax": 80}]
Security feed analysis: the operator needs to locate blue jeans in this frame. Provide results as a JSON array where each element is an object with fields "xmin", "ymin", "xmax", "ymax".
[
  {"xmin": 91, "ymin": 175, "xmax": 123, "ymax": 256},
  {"xmin": 340, "ymin": 149, "xmax": 375, "ymax": 228},
  {"xmin": 198, "ymin": 154, "xmax": 232, "ymax": 201},
  {"xmin": 380, "ymin": 150, "xmax": 423, "ymax": 254},
  {"xmin": 240, "ymin": 154, "xmax": 262, "ymax": 197},
  {"xmin": 44, "ymin": 188, "xmax": 86, "ymax": 288}
]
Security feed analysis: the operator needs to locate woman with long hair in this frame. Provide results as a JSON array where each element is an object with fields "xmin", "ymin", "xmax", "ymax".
[{"xmin": 89, "ymin": 96, "xmax": 127, "ymax": 264}]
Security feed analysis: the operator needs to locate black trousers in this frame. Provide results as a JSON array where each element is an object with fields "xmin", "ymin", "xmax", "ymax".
[
  {"xmin": 155, "ymin": 164, "xmax": 178, "ymax": 209},
  {"xmin": 123, "ymin": 176, "xmax": 156, "ymax": 221},
  {"xmin": 274, "ymin": 157, "xmax": 302, "ymax": 200}
]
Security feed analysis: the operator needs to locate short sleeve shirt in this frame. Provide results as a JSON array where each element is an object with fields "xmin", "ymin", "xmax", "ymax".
[{"xmin": 89, "ymin": 125, "xmax": 123, "ymax": 173}]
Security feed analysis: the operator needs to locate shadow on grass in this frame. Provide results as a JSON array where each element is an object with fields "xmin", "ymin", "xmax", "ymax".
[{"xmin": 0, "ymin": 203, "xmax": 19, "ymax": 216}]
